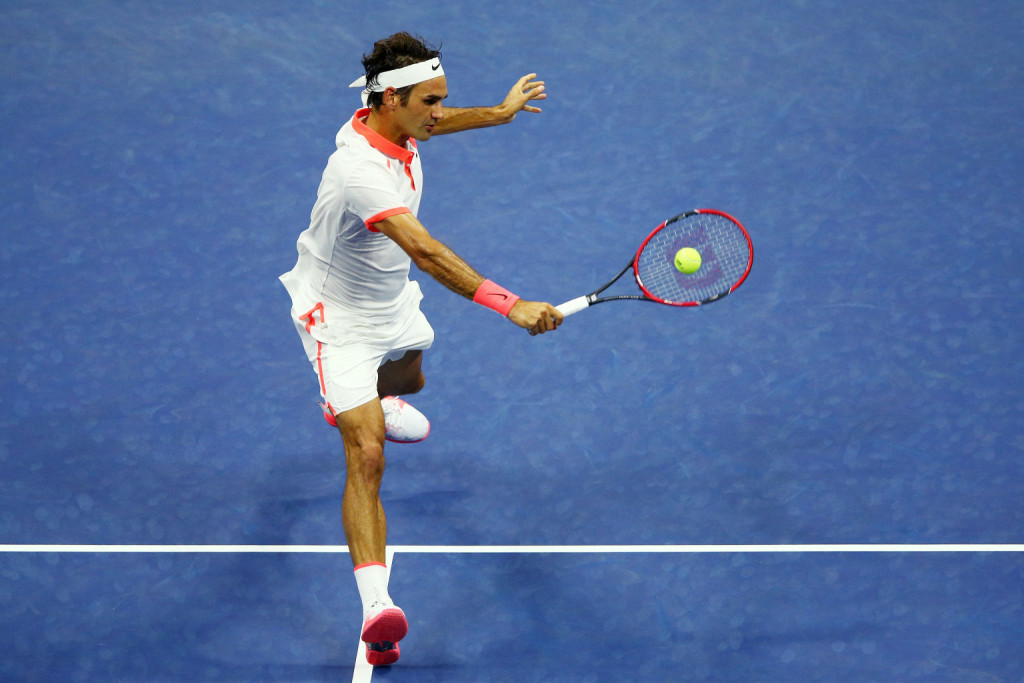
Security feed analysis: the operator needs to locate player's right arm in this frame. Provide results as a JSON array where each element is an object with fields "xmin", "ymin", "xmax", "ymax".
[{"xmin": 374, "ymin": 213, "xmax": 561, "ymax": 334}]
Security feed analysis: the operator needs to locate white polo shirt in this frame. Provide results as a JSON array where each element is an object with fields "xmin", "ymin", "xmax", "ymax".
[{"xmin": 280, "ymin": 108, "xmax": 424, "ymax": 325}]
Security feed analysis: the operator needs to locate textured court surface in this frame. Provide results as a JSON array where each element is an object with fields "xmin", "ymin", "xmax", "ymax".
[{"xmin": 2, "ymin": 1, "xmax": 1022, "ymax": 680}]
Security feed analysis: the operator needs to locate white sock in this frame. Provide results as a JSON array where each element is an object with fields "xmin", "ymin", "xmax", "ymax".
[{"xmin": 353, "ymin": 562, "xmax": 392, "ymax": 615}]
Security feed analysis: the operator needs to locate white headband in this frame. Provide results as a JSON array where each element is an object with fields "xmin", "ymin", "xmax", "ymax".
[{"xmin": 348, "ymin": 58, "xmax": 444, "ymax": 106}]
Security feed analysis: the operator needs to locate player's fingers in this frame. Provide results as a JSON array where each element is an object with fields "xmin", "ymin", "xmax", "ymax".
[{"xmin": 543, "ymin": 305, "xmax": 561, "ymax": 330}]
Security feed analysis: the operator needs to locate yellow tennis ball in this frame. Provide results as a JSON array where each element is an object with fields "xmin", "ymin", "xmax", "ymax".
[{"xmin": 674, "ymin": 247, "xmax": 702, "ymax": 274}]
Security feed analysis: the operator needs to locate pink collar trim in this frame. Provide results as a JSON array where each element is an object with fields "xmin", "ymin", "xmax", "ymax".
[{"xmin": 351, "ymin": 108, "xmax": 414, "ymax": 163}]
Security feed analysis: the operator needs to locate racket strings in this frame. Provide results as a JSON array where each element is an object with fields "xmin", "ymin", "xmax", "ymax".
[{"xmin": 635, "ymin": 213, "xmax": 751, "ymax": 305}]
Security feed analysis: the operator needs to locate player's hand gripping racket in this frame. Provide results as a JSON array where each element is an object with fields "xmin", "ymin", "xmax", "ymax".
[{"xmin": 556, "ymin": 209, "xmax": 753, "ymax": 316}]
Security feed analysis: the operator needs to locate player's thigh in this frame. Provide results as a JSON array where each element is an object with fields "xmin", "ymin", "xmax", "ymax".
[
  {"xmin": 377, "ymin": 309, "xmax": 433, "ymax": 392},
  {"xmin": 333, "ymin": 398, "xmax": 387, "ymax": 472},
  {"xmin": 378, "ymin": 350, "xmax": 424, "ymax": 392}
]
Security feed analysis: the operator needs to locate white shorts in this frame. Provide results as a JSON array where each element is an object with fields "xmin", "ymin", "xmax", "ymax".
[{"xmin": 290, "ymin": 295, "xmax": 434, "ymax": 415}]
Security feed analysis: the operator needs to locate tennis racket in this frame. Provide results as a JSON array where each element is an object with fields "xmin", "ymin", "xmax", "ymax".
[{"xmin": 556, "ymin": 209, "xmax": 753, "ymax": 316}]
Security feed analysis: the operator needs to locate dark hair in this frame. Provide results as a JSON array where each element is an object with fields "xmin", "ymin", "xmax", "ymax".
[{"xmin": 361, "ymin": 32, "xmax": 442, "ymax": 109}]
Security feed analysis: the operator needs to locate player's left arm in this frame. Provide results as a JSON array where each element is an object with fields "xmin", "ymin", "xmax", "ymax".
[{"xmin": 432, "ymin": 73, "xmax": 547, "ymax": 134}]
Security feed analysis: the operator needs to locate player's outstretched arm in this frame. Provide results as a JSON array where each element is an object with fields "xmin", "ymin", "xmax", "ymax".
[
  {"xmin": 375, "ymin": 213, "xmax": 562, "ymax": 335},
  {"xmin": 432, "ymin": 74, "xmax": 547, "ymax": 135}
]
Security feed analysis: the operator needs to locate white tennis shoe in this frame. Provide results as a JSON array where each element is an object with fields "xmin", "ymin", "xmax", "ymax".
[
  {"xmin": 381, "ymin": 396, "xmax": 430, "ymax": 443},
  {"xmin": 361, "ymin": 602, "xmax": 408, "ymax": 666}
]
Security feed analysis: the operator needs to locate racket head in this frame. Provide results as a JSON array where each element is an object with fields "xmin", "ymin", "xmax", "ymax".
[{"xmin": 632, "ymin": 209, "xmax": 753, "ymax": 306}]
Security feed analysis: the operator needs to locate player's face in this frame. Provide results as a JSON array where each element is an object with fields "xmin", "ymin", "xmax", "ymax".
[{"xmin": 396, "ymin": 76, "xmax": 447, "ymax": 141}]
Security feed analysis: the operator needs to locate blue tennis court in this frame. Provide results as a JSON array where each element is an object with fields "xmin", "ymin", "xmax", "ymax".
[{"xmin": 2, "ymin": 1, "xmax": 1022, "ymax": 680}]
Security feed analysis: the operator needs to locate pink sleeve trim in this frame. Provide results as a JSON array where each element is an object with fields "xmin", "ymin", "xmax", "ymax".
[
  {"xmin": 365, "ymin": 207, "xmax": 412, "ymax": 232},
  {"xmin": 473, "ymin": 279, "xmax": 520, "ymax": 317}
]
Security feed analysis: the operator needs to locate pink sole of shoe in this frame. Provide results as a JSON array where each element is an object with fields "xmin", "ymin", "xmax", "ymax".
[
  {"xmin": 361, "ymin": 607, "xmax": 409, "ymax": 644},
  {"xmin": 366, "ymin": 641, "xmax": 400, "ymax": 666}
]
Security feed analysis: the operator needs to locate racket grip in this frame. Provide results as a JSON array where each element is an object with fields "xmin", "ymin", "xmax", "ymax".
[{"xmin": 555, "ymin": 296, "xmax": 590, "ymax": 317}]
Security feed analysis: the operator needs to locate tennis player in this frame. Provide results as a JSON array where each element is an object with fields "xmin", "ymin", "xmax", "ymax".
[{"xmin": 279, "ymin": 32, "xmax": 562, "ymax": 666}]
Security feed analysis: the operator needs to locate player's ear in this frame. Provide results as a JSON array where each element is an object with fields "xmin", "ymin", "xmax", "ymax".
[{"xmin": 383, "ymin": 87, "xmax": 398, "ymax": 109}]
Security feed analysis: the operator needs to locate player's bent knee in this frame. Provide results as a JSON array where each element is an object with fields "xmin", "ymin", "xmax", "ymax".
[
  {"xmin": 405, "ymin": 371, "xmax": 425, "ymax": 395},
  {"xmin": 345, "ymin": 442, "xmax": 386, "ymax": 482}
]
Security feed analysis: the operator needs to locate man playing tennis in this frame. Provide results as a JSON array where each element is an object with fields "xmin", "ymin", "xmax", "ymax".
[{"xmin": 280, "ymin": 32, "xmax": 562, "ymax": 666}]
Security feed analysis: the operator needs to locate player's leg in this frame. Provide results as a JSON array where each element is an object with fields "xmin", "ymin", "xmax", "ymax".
[
  {"xmin": 376, "ymin": 349, "xmax": 425, "ymax": 397},
  {"xmin": 332, "ymin": 399, "xmax": 408, "ymax": 664},
  {"xmin": 332, "ymin": 399, "xmax": 389, "ymax": 565},
  {"xmin": 288, "ymin": 305, "xmax": 411, "ymax": 664}
]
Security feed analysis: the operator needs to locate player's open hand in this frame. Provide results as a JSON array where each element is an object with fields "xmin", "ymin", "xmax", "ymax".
[
  {"xmin": 508, "ymin": 300, "xmax": 562, "ymax": 336},
  {"xmin": 500, "ymin": 74, "xmax": 547, "ymax": 121}
]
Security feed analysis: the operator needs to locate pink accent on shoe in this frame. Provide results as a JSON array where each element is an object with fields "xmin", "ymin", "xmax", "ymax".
[
  {"xmin": 365, "ymin": 641, "xmax": 400, "ymax": 666},
  {"xmin": 361, "ymin": 606, "xmax": 409, "ymax": 644},
  {"xmin": 320, "ymin": 401, "xmax": 339, "ymax": 428}
]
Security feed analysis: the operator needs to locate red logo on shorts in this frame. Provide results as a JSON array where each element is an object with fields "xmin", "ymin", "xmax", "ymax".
[{"xmin": 299, "ymin": 302, "xmax": 325, "ymax": 332}]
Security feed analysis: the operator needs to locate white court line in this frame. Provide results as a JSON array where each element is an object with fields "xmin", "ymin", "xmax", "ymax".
[
  {"xmin": 1, "ymin": 543, "xmax": 1022, "ymax": 553},
  {"xmin": 388, "ymin": 543, "xmax": 1024, "ymax": 553}
]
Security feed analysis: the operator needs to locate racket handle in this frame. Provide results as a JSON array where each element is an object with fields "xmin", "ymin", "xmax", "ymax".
[{"xmin": 556, "ymin": 296, "xmax": 590, "ymax": 317}]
